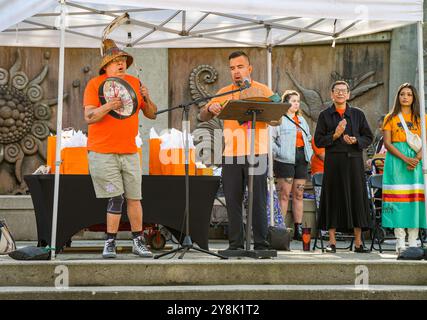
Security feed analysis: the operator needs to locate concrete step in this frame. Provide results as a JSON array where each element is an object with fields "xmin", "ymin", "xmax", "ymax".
[
  {"xmin": 1, "ymin": 259, "xmax": 426, "ymax": 287},
  {"xmin": 0, "ymin": 285, "xmax": 426, "ymax": 300}
]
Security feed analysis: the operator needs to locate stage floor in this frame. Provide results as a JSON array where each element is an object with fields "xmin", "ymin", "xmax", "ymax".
[
  {"xmin": 0, "ymin": 240, "xmax": 426, "ymax": 300},
  {"xmin": 0, "ymin": 239, "xmax": 411, "ymax": 262}
]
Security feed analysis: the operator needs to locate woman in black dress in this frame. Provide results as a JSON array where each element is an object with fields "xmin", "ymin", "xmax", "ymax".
[{"xmin": 314, "ymin": 80, "xmax": 373, "ymax": 253}]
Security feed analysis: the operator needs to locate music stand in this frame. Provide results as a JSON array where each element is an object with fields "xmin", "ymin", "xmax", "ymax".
[
  {"xmin": 153, "ymin": 104, "xmax": 227, "ymax": 260},
  {"xmin": 153, "ymin": 84, "xmax": 251, "ymax": 260},
  {"xmin": 217, "ymin": 98, "xmax": 290, "ymax": 258}
]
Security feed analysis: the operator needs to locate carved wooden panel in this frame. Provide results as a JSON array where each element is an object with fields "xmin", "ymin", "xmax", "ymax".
[
  {"xmin": 273, "ymin": 43, "xmax": 389, "ymax": 132},
  {"xmin": 168, "ymin": 48, "xmax": 268, "ymax": 131},
  {"xmin": 170, "ymin": 43, "xmax": 389, "ymax": 134},
  {"xmin": 0, "ymin": 47, "xmax": 99, "ymax": 194}
]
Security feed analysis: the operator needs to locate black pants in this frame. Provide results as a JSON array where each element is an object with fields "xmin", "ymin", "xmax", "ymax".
[{"xmin": 221, "ymin": 155, "xmax": 268, "ymax": 248}]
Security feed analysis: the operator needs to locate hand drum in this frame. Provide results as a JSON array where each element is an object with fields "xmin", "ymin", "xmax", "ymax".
[{"xmin": 99, "ymin": 77, "xmax": 138, "ymax": 119}]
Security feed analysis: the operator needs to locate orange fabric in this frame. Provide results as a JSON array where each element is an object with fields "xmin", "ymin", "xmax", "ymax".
[
  {"xmin": 336, "ymin": 107, "xmax": 346, "ymax": 118},
  {"xmin": 383, "ymin": 113, "xmax": 427, "ymax": 143},
  {"xmin": 311, "ymin": 139, "xmax": 325, "ymax": 175},
  {"xmin": 83, "ymin": 74, "xmax": 144, "ymax": 154},
  {"xmin": 382, "ymin": 195, "xmax": 425, "ymax": 202},
  {"xmin": 206, "ymin": 81, "xmax": 273, "ymax": 157},
  {"xmin": 293, "ymin": 115, "xmax": 305, "ymax": 147}
]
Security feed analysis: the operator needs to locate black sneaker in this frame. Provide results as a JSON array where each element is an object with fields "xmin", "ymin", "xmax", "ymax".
[
  {"xmin": 354, "ymin": 245, "xmax": 370, "ymax": 253},
  {"xmin": 325, "ymin": 244, "xmax": 336, "ymax": 253},
  {"xmin": 102, "ymin": 239, "xmax": 117, "ymax": 259},
  {"xmin": 254, "ymin": 245, "xmax": 269, "ymax": 250},
  {"xmin": 226, "ymin": 246, "xmax": 244, "ymax": 251},
  {"xmin": 293, "ymin": 223, "xmax": 303, "ymax": 241}
]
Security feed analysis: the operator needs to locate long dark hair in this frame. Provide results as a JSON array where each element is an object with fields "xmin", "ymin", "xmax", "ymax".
[{"xmin": 384, "ymin": 83, "xmax": 420, "ymax": 127}]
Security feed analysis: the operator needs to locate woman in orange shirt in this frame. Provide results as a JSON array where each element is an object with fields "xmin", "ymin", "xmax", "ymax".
[
  {"xmin": 382, "ymin": 83, "xmax": 427, "ymax": 253},
  {"xmin": 271, "ymin": 90, "xmax": 313, "ymax": 240}
]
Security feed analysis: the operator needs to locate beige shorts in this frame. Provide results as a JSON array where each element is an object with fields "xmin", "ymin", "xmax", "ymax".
[{"xmin": 88, "ymin": 151, "xmax": 142, "ymax": 200}]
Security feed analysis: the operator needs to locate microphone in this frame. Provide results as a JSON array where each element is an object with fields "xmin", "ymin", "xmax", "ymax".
[
  {"xmin": 237, "ymin": 78, "xmax": 252, "ymax": 125},
  {"xmin": 241, "ymin": 77, "xmax": 251, "ymax": 89}
]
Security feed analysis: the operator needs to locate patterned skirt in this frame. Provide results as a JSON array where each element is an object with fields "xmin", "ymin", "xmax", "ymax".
[{"xmin": 382, "ymin": 142, "xmax": 427, "ymax": 228}]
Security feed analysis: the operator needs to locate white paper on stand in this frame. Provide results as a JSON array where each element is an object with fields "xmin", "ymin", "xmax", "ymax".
[
  {"xmin": 160, "ymin": 128, "xmax": 195, "ymax": 150},
  {"xmin": 60, "ymin": 129, "xmax": 87, "ymax": 149},
  {"xmin": 149, "ymin": 127, "xmax": 159, "ymax": 139}
]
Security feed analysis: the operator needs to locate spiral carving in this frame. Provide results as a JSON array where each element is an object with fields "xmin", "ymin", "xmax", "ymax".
[
  {"xmin": 34, "ymin": 103, "xmax": 51, "ymax": 120},
  {"xmin": 0, "ymin": 68, "xmax": 8, "ymax": 85},
  {"xmin": 31, "ymin": 121, "xmax": 49, "ymax": 140},
  {"xmin": 4, "ymin": 143, "xmax": 21, "ymax": 163},
  {"xmin": 20, "ymin": 134, "xmax": 38, "ymax": 155},
  {"xmin": 27, "ymin": 84, "xmax": 43, "ymax": 102},
  {"xmin": 11, "ymin": 71, "xmax": 29, "ymax": 90},
  {"xmin": 189, "ymin": 65, "xmax": 218, "ymax": 108},
  {"xmin": 0, "ymin": 49, "xmax": 54, "ymax": 194}
]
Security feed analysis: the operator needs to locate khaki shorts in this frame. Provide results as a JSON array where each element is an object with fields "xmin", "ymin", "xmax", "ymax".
[{"xmin": 88, "ymin": 151, "xmax": 142, "ymax": 200}]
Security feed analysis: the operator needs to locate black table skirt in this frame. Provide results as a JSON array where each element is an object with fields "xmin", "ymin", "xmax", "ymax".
[{"xmin": 24, "ymin": 175, "xmax": 220, "ymax": 252}]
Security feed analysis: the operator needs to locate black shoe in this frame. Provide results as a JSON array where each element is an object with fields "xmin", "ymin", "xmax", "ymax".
[
  {"xmin": 254, "ymin": 245, "xmax": 269, "ymax": 250},
  {"xmin": 354, "ymin": 245, "xmax": 370, "ymax": 253},
  {"xmin": 325, "ymin": 244, "xmax": 336, "ymax": 253},
  {"xmin": 226, "ymin": 246, "xmax": 244, "ymax": 251},
  {"xmin": 293, "ymin": 223, "xmax": 303, "ymax": 241},
  {"xmin": 254, "ymin": 240, "xmax": 270, "ymax": 251}
]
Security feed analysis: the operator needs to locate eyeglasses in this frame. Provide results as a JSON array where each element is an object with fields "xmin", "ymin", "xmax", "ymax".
[{"xmin": 333, "ymin": 89, "xmax": 349, "ymax": 94}]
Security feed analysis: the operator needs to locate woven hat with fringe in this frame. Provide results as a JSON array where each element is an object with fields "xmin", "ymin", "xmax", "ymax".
[{"xmin": 99, "ymin": 39, "xmax": 133, "ymax": 75}]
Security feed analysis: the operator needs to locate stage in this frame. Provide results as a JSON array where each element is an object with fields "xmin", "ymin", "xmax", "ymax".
[
  {"xmin": 24, "ymin": 174, "xmax": 220, "ymax": 252},
  {"xmin": 0, "ymin": 239, "xmax": 426, "ymax": 300}
]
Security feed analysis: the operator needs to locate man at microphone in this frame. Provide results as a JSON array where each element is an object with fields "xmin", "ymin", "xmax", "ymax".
[
  {"xmin": 83, "ymin": 39, "xmax": 158, "ymax": 259},
  {"xmin": 200, "ymin": 51, "xmax": 276, "ymax": 251}
]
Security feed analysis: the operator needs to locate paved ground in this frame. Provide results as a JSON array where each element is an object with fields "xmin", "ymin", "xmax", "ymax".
[{"xmin": 0, "ymin": 238, "xmax": 410, "ymax": 262}]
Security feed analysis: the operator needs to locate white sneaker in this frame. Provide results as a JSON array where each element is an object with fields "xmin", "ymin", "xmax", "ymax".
[
  {"xmin": 132, "ymin": 236, "xmax": 153, "ymax": 258},
  {"xmin": 102, "ymin": 239, "xmax": 117, "ymax": 259},
  {"xmin": 396, "ymin": 238, "xmax": 406, "ymax": 254}
]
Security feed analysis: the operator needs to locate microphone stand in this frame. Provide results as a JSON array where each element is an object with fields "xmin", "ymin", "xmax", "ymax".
[{"xmin": 154, "ymin": 84, "xmax": 249, "ymax": 259}]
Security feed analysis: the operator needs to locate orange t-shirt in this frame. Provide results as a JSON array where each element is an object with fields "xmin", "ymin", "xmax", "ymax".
[
  {"xmin": 83, "ymin": 74, "xmax": 144, "ymax": 154},
  {"xmin": 206, "ymin": 80, "xmax": 273, "ymax": 157},
  {"xmin": 383, "ymin": 112, "xmax": 427, "ymax": 143},
  {"xmin": 293, "ymin": 115, "xmax": 305, "ymax": 148},
  {"xmin": 311, "ymin": 139, "xmax": 325, "ymax": 175},
  {"xmin": 336, "ymin": 107, "xmax": 346, "ymax": 118}
]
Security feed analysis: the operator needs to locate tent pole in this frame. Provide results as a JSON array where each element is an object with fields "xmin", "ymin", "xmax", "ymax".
[
  {"xmin": 267, "ymin": 42, "xmax": 275, "ymax": 227},
  {"xmin": 50, "ymin": 0, "xmax": 66, "ymax": 260},
  {"xmin": 417, "ymin": 21, "xmax": 427, "ymax": 222}
]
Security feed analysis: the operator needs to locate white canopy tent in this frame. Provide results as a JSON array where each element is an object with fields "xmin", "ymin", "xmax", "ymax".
[
  {"xmin": 0, "ymin": 0, "xmax": 424, "ymax": 258},
  {"xmin": 0, "ymin": 1, "xmax": 422, "ymax": 48}
]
